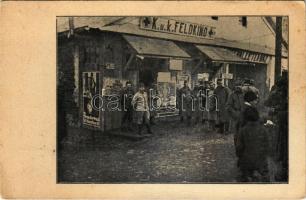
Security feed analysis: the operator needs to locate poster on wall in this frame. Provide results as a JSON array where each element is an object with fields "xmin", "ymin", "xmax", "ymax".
[
  {"xmin": 156, "ymin": 81, "xmax": 176, "ymax": 109},
  {"xmin": 83, "ymin": 72, "xmax": 100, "ymax": 128}
]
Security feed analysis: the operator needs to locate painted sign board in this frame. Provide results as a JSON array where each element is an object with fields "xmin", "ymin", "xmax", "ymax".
[
  {"xmin": 140, "ymin": 17, "xmax": 216, "ymax": 40},
  {"xmin": 169, "ymin": 59, "xmax": 183, "ymax": 71}
]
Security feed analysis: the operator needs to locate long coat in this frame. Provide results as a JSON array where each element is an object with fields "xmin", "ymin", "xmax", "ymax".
[
  {"xmin": 235, "ymin": 121, "xmax": 270, "ymax": 171},
  {"xmin": 178, "ymin": 86, "xmax": 193, "ymax": 117},
  {"xmin": 214, "ymin": 86, "xmax": 231, "ymax": 123},
  {"xmin": 226, "ymin": 89, "xmax": 245, "ymax": 120},
  {"xmin": 226, "ymin": 88, "xmax": 245, "ymax": 134}
]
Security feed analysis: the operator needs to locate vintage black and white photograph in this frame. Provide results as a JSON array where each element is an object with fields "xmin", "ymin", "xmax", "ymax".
[{"xmin": 56, "ymin": 16, "xmax": 289, "ymax": 183}]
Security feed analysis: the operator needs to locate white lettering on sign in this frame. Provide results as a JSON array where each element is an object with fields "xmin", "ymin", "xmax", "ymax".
[
  {"xmin": 222, "ymin": 73, "xmax": 233, "ymax": 79},
  {"xmin": 140, "ymin": 17, "xmax": 216, "ymax": 40}
]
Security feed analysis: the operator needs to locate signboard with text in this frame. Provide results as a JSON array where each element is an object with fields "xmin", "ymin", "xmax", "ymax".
[
  {"xmin": 140, "ymin": 17, "xmax": 216, "ymax": 40},
  {"xmin": 197, "ymin": 73, "xmax": 210, "ymax": 81},
  {"xmin": 222, "ymin": 73, "xmax": 233, "ymax": 79},
  {"xmin": 169, "ymin": 59, "xmax": 183, "ymax": 71}
]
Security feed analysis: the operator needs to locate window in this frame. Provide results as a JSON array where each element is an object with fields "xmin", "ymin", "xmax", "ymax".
[
  {"xmin": 239, "ymin": 16, "xmax": 247, "ymax": 27},
  {"xmin": 211, "ymin": 16, "xmax": 219, "ymax": 20}
]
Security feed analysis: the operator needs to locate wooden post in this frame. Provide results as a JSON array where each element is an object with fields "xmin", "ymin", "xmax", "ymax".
[
  {"xmin": 224, "ymin": 63, "xmax": 229, "ymax": 86},
  {"xmin": 275, "ymin": 16, "xmax": 282, "ymax": 81}
]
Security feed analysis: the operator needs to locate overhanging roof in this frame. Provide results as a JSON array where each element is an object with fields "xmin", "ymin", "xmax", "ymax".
[
  {"xmin": 195, "ymin": 45, "xmax": 247, "ymax": 63},
  {"xmin": 122, "ymin": 34, "xmax": 191, "ymax": 59},
  {"xmin": 99, "ymin": 23, "xmax": 285, "ymax": 57}
]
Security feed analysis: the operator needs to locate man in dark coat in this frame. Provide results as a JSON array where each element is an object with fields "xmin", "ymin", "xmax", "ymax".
[
  {"xmin": 193, "ymin": 82, "xmax": 202, "ymax": 125},
  {"xmin": 264, "ymin": 72, "xmax": 288, "ymax": 181},
  {"xmin": 226, "ymin": 80, "xmax": 244, "ymax": 134},
  {"xmin": 207, "ymin": 81, "xmax": 217, "ymax": 131},
  {"xmin": 178, "ymin": 80, "xmax": 193, "ymax": 125},
  {"xmin": 121, "ymin": 81, "xmax": 135, "ymax": 131},
  {"xmin": 214, "ymin": 79, "xmax": 231, "ymax": 134},
  {"xmin": 235, "ymin": 104, "xmax": 270, "ymax": 182}
]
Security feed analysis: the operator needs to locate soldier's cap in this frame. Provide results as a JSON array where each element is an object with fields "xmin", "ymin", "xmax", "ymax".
[
  {"xmin": 234, "ymin": 80, "xmax": 242, "ymax": 86},
  {"xmin": 243, "ymin": 78, "xmax": 251, "ymax": 84}
]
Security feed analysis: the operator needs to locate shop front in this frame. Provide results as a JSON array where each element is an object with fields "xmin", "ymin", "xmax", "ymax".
[{"xmin": 58, "ymin": 18, "xmax": 281, "ymax": 132}]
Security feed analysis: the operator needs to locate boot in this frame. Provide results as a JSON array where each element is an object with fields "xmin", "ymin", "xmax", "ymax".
[
  {"xmin": 146, "ymin": 124, "xmax": 153, "ymax": 134},
  {"xmin": 137, "ymin": 124, "xmax": 143, "ymax": 135},
  {"xmin": 219, "ymin": 123, "xmax": 224, "ymax": 134}
]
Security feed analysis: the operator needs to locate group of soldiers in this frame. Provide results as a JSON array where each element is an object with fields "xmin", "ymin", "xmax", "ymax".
[
  {"xmin": 121, "ymin": 75, "xmax": 288, "ymax": 182},
  {"xmin": 121, "ymin": 77, "xmax": 260, "ymax": 137},
  {"xmin": 177, "ymin": 78, "xmax": 259, "ymax": 135}
]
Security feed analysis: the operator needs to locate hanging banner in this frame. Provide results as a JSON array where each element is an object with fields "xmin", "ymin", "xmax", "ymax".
[
  {"xmin": 140, "ymin": 17, "xmax": 216, "ymax": 40},
  {"xmin": 82, "ymin": 72, "xmax": 100, "ymax": 128}
]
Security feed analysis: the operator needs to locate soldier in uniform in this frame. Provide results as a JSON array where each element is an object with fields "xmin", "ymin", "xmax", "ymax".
[
  {"xmin": 193, "ymin": 82, "xmax": 201, "ymax": 125},
  {"xmin": 178, "ymin": 80, "xmax": 192, "ymax": 124},
  {"xmin": 121, "ymin": 81, "xmax": 135, "ymax": 131},
  {"xmin": 214, "ymin": 79, "xmax": 231, "ymax": 134},
  {"xmin": 226, "ymin": 80, "xmax": 245, "ymax": 135},
  {"xmin": 132, "ymin": 83, "xmax": 153, "ymax": 135},
  {"xmin": 207, "ymin": 81, "xmax": 217, "ymax": 131}
]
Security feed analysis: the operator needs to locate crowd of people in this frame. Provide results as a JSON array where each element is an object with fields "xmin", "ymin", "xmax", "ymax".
[{"xmin": 119, "ymin": 74, "xmax": 288, "ymax": 182}]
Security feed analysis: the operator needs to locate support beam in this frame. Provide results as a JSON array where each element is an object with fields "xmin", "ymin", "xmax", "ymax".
[
  {"xmin": 263, "ymin": 16, "xmax": 288, "ymax": 51},
  {"xmin": 124, "ymin": 54, "xmax": 135, "ymax": 71},
  {"xmin": 192, "ymin": 58, "xmax": 204, "ymax": 74},
  {"xmin": 275, "ymin": 16, "xmax": 283, "ymax": 81}
]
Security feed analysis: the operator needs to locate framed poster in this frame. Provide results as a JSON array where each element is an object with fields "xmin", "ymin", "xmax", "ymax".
[{"xmin": 82, "ymin": 72, "xmax": 100, "ymax": 128}]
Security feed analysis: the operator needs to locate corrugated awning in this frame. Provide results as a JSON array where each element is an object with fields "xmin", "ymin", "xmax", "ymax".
[
  {"xmin": 195, "ymin": 45, "xmax": 247, "ymax": 63},
  {"xmin": 122, "ymin": 34, "xmax": 191, "ymax": 59}
]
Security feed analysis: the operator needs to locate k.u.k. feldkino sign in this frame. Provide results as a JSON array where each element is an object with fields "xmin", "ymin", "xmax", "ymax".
[{"xmin": 140, "ymin": 17, "xmax": 216, "ymax": 40}]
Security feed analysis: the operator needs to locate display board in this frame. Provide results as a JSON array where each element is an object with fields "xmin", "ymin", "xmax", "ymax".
[{"xmin": 82, "ymin": 72, "xmax": 100, "ymax": 128}]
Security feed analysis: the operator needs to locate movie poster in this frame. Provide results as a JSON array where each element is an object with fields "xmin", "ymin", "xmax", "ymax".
[{"xmin": 82, "ymin": 72, "xmax": 100, "ymax": 128}]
